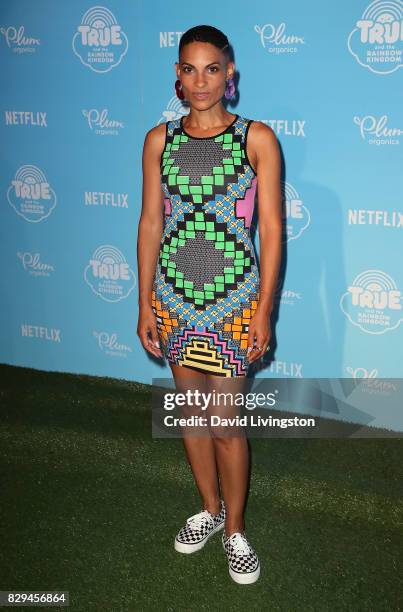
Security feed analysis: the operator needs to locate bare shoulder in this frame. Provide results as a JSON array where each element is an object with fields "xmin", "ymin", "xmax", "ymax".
[
  {"xmin": 248, "ymin": 120, "xmax": 278, "ymax": 149},
  {"xmin": 143, "ymin": 121, "xmax": 167, "ymax": 159},
  {"xmin": 245, "ymin": 120, "xmax": 279, "ymax": 172}
]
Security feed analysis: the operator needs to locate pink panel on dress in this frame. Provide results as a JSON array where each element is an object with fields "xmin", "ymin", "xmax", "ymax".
[
  {"xmin": 164, "ymin": 197, "xmax": 171, "ymax": 215},
  {"xmin": 235, "ymin": 175, "xmax": 257, "ymax": 228}
]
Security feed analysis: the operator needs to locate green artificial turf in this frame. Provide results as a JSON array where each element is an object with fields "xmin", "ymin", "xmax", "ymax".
[{"xmin": 0, "ymin": 364, "xmax": 402, "ymax": 612}]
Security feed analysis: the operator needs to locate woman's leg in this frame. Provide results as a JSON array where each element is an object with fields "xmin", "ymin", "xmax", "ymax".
[
  {"xmin": 170, "ymin": 364, "xmax": 221, "ymax": 515},
  {"xmin": 205, "ymin": 375, "xmax": 250, "ymax": 537}
]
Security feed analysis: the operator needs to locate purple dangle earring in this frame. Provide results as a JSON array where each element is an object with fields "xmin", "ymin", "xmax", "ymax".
[
  {"xmin": 224, "ymin": 77, "xmax": 236, "ymax": 100},
  {"xmin": 175, "ymin": 79, "xmax": 185, "ymax": 100}
]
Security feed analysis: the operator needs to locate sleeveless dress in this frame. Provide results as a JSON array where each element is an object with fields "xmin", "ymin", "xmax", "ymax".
[{"xmin": 151, "ymin": 113, "xmax": 260, "ymax": 377}]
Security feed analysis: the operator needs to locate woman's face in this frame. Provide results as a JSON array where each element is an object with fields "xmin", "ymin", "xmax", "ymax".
[{"xmin": 176, "ymin": 41, "xmax": 234, "ymax": 109}]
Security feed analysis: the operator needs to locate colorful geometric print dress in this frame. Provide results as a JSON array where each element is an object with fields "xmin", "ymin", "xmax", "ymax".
[{"xmin": 151, "ymin": 113, "xmax": 260, "ymax": 377}]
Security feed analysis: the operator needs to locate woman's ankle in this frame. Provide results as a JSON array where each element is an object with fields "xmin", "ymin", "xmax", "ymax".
[
  {"xmin": 225, "ymin": 522, "xmax": 245, "ymax": 537},
  {"xmin": 203, "ymin": 496, "xmax": 221, "ymax": 515}
]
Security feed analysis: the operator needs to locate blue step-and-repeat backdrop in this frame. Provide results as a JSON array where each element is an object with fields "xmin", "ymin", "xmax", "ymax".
[{"xmin": 1, "ymin": 1, "xmax": 402, "ymax": 414}]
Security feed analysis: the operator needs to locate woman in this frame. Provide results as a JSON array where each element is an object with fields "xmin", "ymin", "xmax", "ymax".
[{"xmin": 137, "ymin": 25, "xmax": 282, "ymax": 585}]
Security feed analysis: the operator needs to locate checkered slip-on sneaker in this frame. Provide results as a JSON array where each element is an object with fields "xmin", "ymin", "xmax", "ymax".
[
  {"xmin": 222, "ymin": 531, "xmax": 260, "ymax": 584},
  {"xmin": 174, "ymin": 499, "xmax": 226, "ymax": 554}
]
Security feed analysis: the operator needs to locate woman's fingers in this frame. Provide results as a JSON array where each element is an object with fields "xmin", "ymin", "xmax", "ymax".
[
  {"xmin": 246, "ymin": 324, "xmax": 256, "ymax": 362},
  {"xmin": 247, "ymin": 326, "xmax": 271, "ymax": 363},
  {"xmin": 138, "ymin": 323, "xmax": 163, "ymax": 359},
  {"xmin": 148, "ymin": 324, "xmax": 163, "ymax": 358}
]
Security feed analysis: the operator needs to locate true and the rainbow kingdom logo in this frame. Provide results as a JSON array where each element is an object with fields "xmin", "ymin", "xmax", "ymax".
[
  {"xmin": 340, "ymin": 269, "xmax": 403, "ymax": 334},
  {"xmin": 72, "ymin": 6, "xmax": 128, "ymax": 73},
  {"xmin": 84, "ymin": 245, "xmax": 136, "ymax": 303},
  {"xmin": 282, "ymin": 181, "xmax": 310, "ymax": 242},
  {"xmin": 7, "ymin": 165, "xmax": 57, "ymax": 223},
  {"xmin": 347, "ymin": 0, "xmax": 403, "ymax": 75}
]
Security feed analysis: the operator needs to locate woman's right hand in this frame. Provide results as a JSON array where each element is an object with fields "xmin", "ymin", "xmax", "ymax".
[{"xmin": 137, "ymin": 305, "xmax": 164, "ymax": 359}]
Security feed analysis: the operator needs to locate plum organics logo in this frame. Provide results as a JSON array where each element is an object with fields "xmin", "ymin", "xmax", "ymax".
[
  {"xmin": 340, "ymin": 269, "xmax": 403, "ymax": 334},
  {"xmin": 72, "ymin": 6, "xmax": 128, "ymax": 73},
  {"xmin": 353, "ymin": 113, "xmax": 403, "ymax": 145},
  {"xmin": 345, "ymin": 366, "xmax": 397, "ymax": 394},
  {"xmin": 254, "ymin": 22, "xmax": 305, "ymax": 55},
  {"xmin": 84, "ymin": 244, "xmax": 135, "ymax": 302},
  {"xmin": 82, "ymin": 108, "xmax": 124, "ymax": 135},
  {"xmin": 282, "ymin": 181, "xmax": 310, "ymax": 242},
  {"xmin": 93, "ymin": 330, "xmax": 132, "ymax": 357},
  {"xmin": 346, "ymin": 366, "xmax": 379, "ymax": 378},
  {"xmin": 7, "ymin": 165, "xmax": 57, "ymax": 222},
  {"xmin": 347, "ymin": 0, "xmax": 403, "ymax": 75},
  {"xmin": 0, "ymin": 25, "xmax": 40, "ymax": 53},
  {"xmin": 17, "ymin": 251, "xmax": 55, "ymax": 277}
]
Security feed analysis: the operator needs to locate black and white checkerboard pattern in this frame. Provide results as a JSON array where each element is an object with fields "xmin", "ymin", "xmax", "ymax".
[
  {"xmin": 222, "ymin": 532, "xmax": 260, "ymax": 576},
  {"xmin": 175, "ymin": 499, "xmax": 226, "ymax": 546}
]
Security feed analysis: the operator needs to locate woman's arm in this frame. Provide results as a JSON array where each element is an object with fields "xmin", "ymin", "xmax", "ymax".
[
  {"xmin": 136, "ymin": 123, "xmax": 166, "ymax": 359},
  {"xmin": 246, "ymin": 122, "xmax": 282, "ymax": 362}
]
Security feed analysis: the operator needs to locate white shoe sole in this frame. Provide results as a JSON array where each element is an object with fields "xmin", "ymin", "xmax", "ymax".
[
  {"xmin": 229, "ymin": 563, "xmax": 261, "ymax": 584},
  {"xmin": 222, "ymin": 537, "xmax": 261, "ymax": 584},
  {"xmin": 174, "ymin": 520, "xmax": 224, "ymax": 554}
]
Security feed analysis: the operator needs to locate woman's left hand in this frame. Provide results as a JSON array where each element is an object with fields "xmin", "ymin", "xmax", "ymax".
[{"xmin": 246, "ymin": 309, "xmax": 271, "ymax": 363}]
